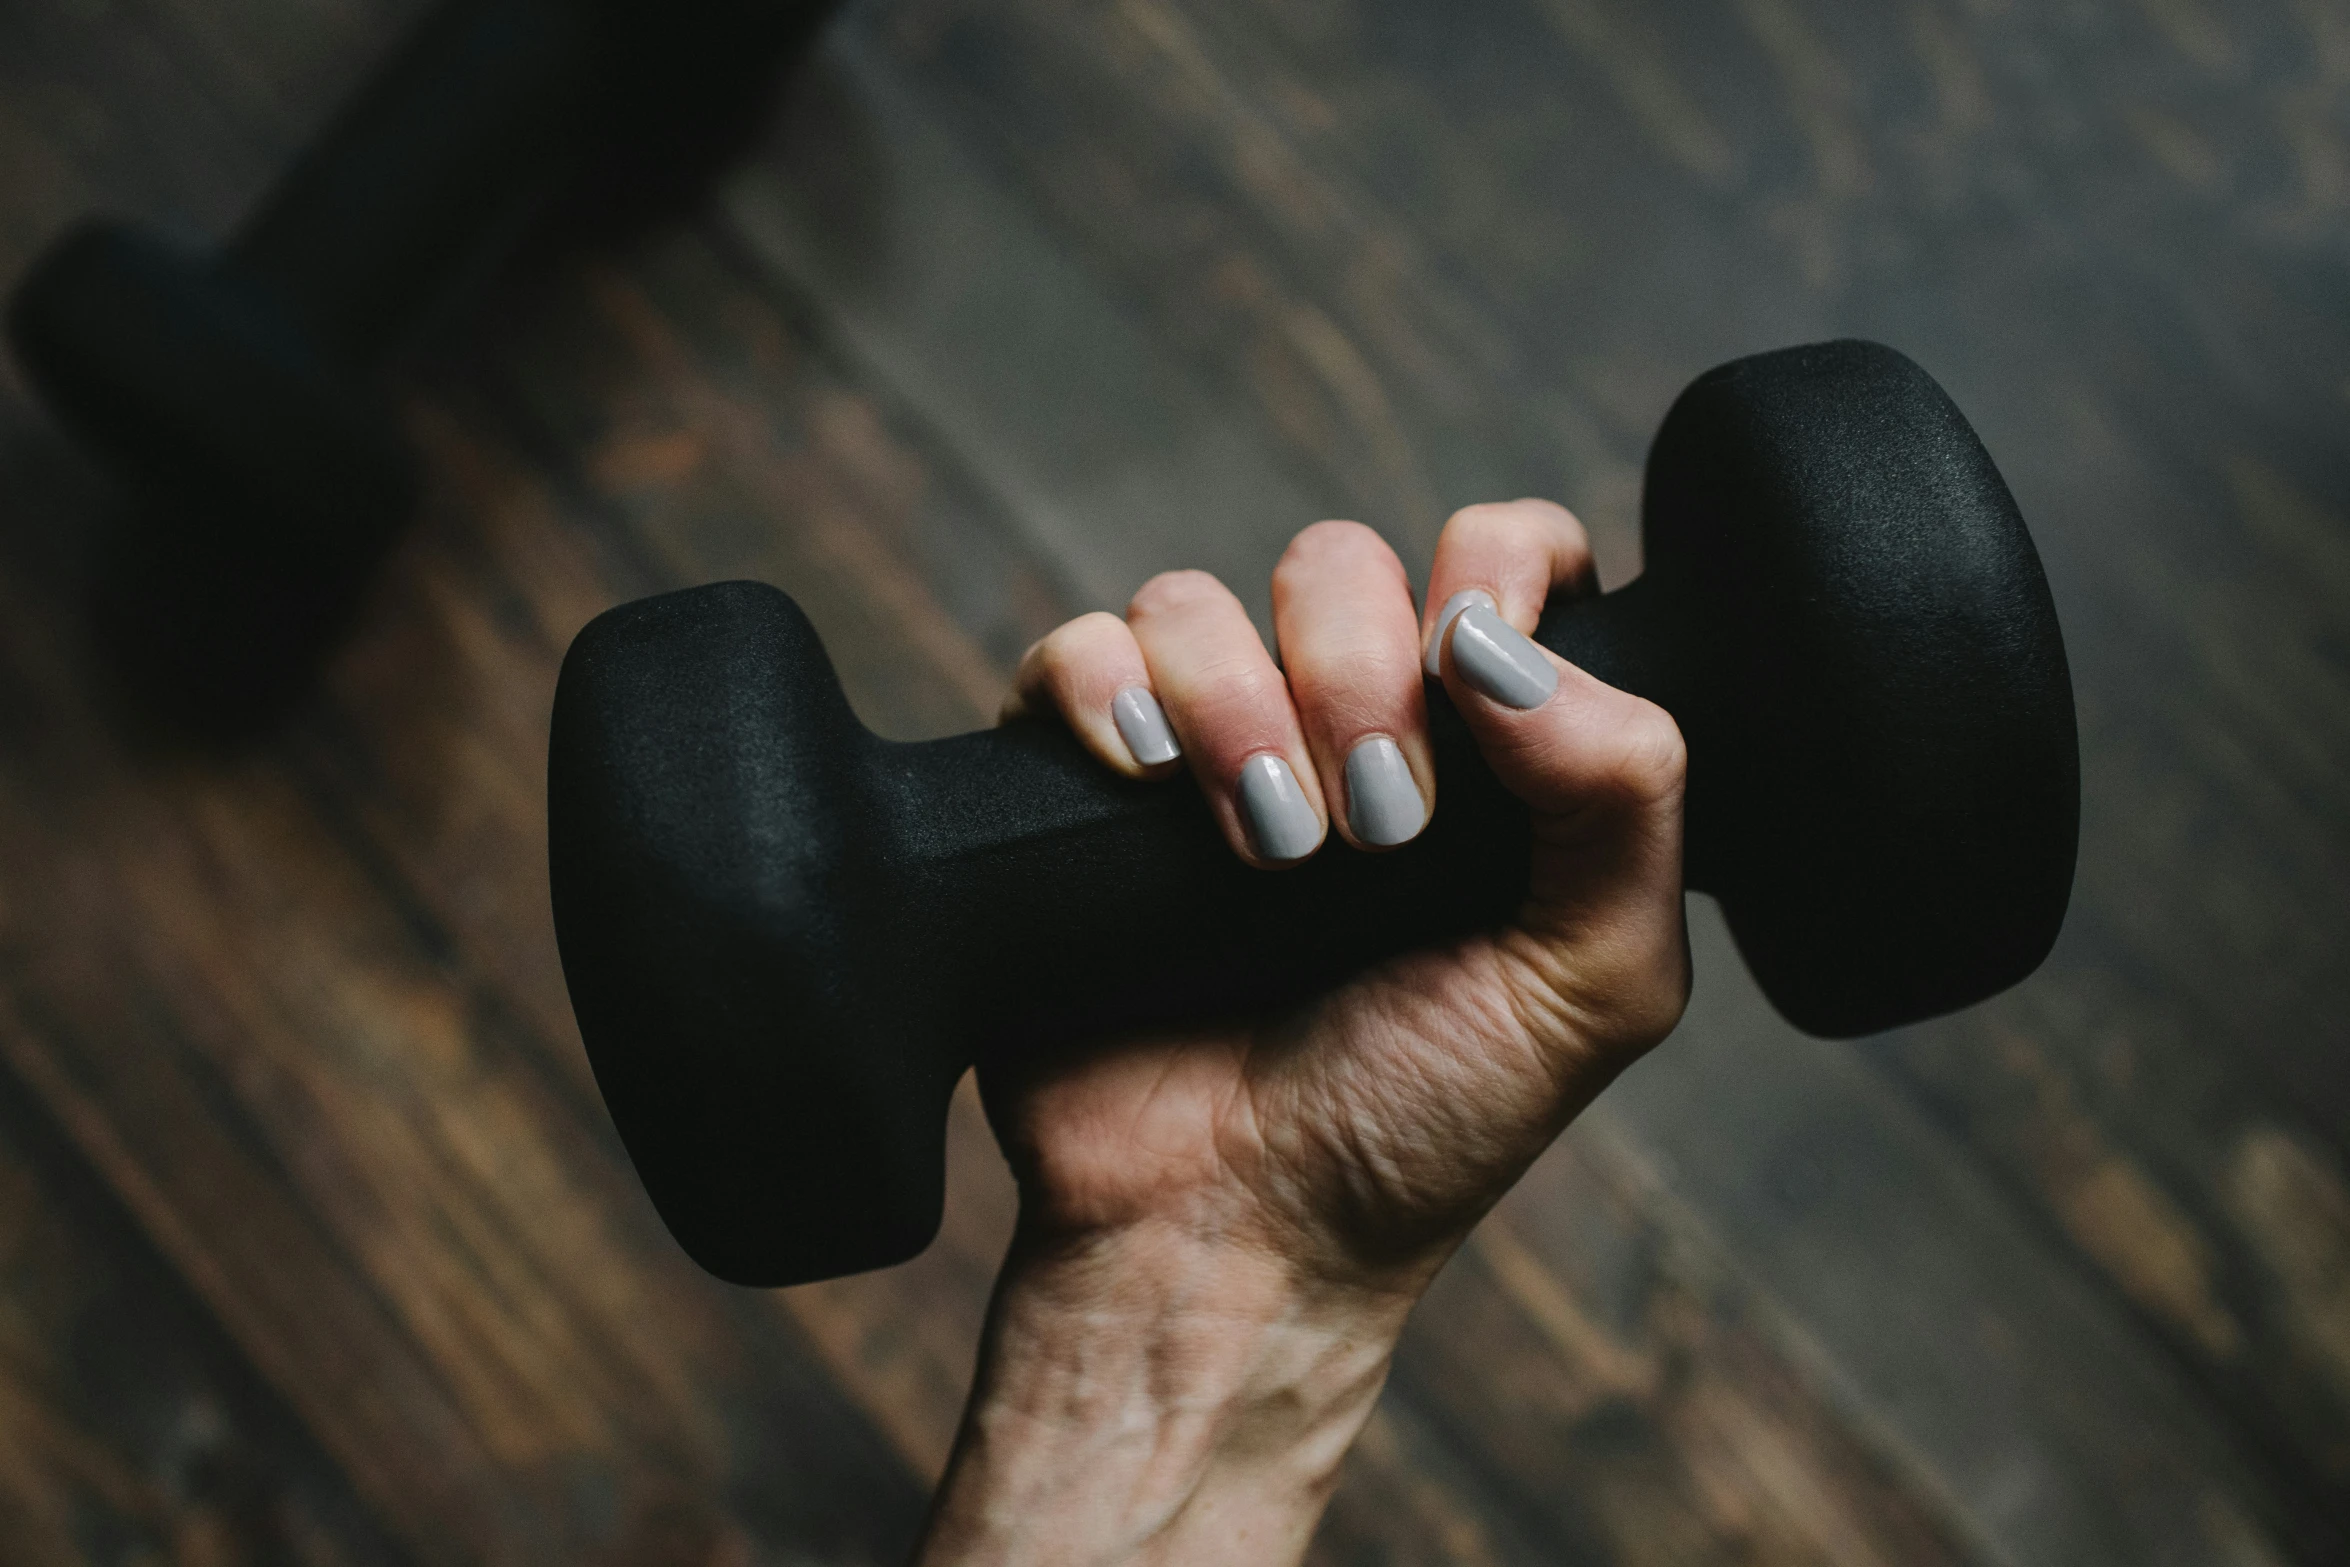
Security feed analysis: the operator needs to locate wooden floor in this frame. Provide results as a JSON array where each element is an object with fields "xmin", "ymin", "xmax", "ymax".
[{"xmin": 2, "ymin": 0, "xmax": 2347, "ymax": 1561}]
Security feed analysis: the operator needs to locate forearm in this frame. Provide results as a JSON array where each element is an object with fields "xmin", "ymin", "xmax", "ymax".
[{"xmin": 915, "ymin": 1217, "xmax": 1415, "ymax": 1567}]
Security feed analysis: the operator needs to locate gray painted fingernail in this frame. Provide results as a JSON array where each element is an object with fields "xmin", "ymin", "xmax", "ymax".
[
  {"xmin": 1236, "ymin": 754, "xmax": 1322, "ymax": 863},
  {"xmin": 1424, "ymin": 589, "xmax": 1497, "ymax": 676},
  {"xmin": 1451, "ymin": 604, "xmax": 1558, "ymax": 709},
  {"xmin": 1111, "ymin": 685, "xmax": 1180, "ymax": 765},
  {"xmin": 1345, "ymin": 737, "xmax": 1426, "ymax": 847}
]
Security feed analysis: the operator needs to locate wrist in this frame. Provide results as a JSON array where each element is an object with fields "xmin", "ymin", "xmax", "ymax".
[{"xmin": 916, "ymin": 1216, "xmax": 1415, "ymax": 1566}]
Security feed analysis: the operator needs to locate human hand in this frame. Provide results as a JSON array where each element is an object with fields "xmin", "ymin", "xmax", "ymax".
[{"xmin": 919, "ymin": 502, "xmax": 1689, "ymax": 1565}]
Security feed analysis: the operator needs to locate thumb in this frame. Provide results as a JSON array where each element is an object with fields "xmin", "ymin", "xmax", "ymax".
[{"xmin": 1438, "ymin": 602, "xmax": 1688, "ymax": 1021}]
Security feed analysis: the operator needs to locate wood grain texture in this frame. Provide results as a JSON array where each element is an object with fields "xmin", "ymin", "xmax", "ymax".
[
  {"xmin": 0, "ymin": 0, "xmax": 2345, "ymax": 1561},
  {"xmin": 0, "ymin": 1055, "xmax": 409, "ymax": 1567}
]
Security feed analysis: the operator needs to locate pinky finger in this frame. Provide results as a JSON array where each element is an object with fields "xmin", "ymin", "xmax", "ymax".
[{"xmin": 1003, "ymin": 612, "xmax": 1183, "ymax": 777}]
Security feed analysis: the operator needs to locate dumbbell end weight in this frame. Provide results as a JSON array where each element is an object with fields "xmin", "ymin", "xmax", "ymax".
[
  {"xmin": 9, "ymin": 220, "xmax": 419, "ymax": 549},
  {"xmin": 549, "ymin": 340, "xmax": 2079, "ymax": 1287},
  {"xmin": 1636, "ymin": 340, "xmax": 2079, "ymax": 1036}
]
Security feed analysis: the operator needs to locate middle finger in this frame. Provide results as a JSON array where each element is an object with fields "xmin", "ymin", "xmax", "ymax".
[
  {"xmin": 1273, "ymin": 521, "xmax": 1431, "ymax": 851},
  {"xmin": 1129, "ymin": 569, "xmax": 1327, "ymax": 867}
]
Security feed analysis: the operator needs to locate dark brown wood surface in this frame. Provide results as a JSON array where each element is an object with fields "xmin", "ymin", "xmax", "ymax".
[{"xmin": 1, "ymin": 0, "xmax": 2346, "ymax": 1562}]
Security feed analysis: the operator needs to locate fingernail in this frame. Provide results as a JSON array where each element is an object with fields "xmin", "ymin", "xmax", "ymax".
[
  {"xmin": 1111, "ymin": 685, "xmax": 1180, "ymax": 765},
  {"xmin": 1236, "ymin": 754, "xmax": 1322, "ymax": 863},
  {"xmin": 1451, "ymin": 604, "xmax": 1558, "ymax": 709},
  {"xmin": 1344, "ymin": 736, "xmax": 1427, "ymax": 847},
  {"xmin": 1424, "ymin": 589, "xmax": 1497, "ymax": 676}
]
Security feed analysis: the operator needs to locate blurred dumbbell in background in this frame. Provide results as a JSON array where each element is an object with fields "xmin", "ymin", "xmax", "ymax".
[{"xmin": 8, "ymin": 0, "xmax": 836, "ymax": 734}]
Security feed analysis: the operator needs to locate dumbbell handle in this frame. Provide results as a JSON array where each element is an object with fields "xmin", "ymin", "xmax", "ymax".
[
  {"xmin": 227, "ymin": 0, "xmax": 603, "ymax": 370},
  {"xmin": 920, "ymin": 580, "xmax": 1692, "ymax": 1051},
  {"xmin": 551, "ymin": 571, "xmax": 1698, "ymax": 1086}
]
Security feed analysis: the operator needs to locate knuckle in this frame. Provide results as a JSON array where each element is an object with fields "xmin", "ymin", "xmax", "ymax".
[
  {"xmin": 1288, "ymin": 633, "xmax": 1417, "ymax": 704},
  {"xmin": 1027, "ymin": 614, "xmax": 1134, "ymax": 704},
  {"xmin": 1031, "ymin": 623, "xmax": 1088, "ymax": 680},
  {"xmin": 1515, "ymin": 495, "xmax": 1587, "ymax": 536},
  {"xmin": 1540, "ymin": 505, "xmax": 1596, "ymax": 566},
  {"xmin": 1602, "ymin": 704, "xmax": 1688, "ymax": 804},
  {"xmin": 1444, "ymin": 497, "xmax": 1591, "ymax": 561},
  {"xmin": 1441, "ymin": 499, "xmax": 1524, "ymax": 544},
  {"xmin": 1446, "ymin": 499, "xmax": 1519, "ymax": 526},
  {"xmin": 1195, "ymin": 656, "xmax": 1285, "ymax": 715},
  {"xmin": 1128, "ymin": 569, "xmax": 1230, "ymax": 620},
  {"xmin": 1277, "ymin": 518, "xmax": 1386, "ymax": 574},
  {"xmin": 1054, "ymin": 611, "xmax": 1128, "ymax": 665}
]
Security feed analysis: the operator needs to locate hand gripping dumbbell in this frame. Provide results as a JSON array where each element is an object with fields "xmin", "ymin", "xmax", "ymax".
[
  {"xmin": 547, "ymin": 340, "xmax": 2081, "ymax": 1288},
  {"xmin": 8, "ymin": 0, "xmax": 833, "ymax": 721}
]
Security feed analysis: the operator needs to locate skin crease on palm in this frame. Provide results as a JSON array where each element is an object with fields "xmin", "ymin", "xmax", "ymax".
[{"xmin": 916, "ymin": 501, "xmax": 1694, "ymax": 1567}]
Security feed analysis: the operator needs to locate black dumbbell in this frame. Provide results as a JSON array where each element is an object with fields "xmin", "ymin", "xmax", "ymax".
[
  {"xmin": 7, "ymin": 0, "xmax": 833, "ymax": 725},
  {"xmin": 547, "ymin": 340, "xmax": 2081, "ymax": 1288}
]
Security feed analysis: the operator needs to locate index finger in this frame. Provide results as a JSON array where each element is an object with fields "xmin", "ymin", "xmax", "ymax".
[{"xmin": 1421, "ymin": 500, "xmax": 1597, "ymax": 673}]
